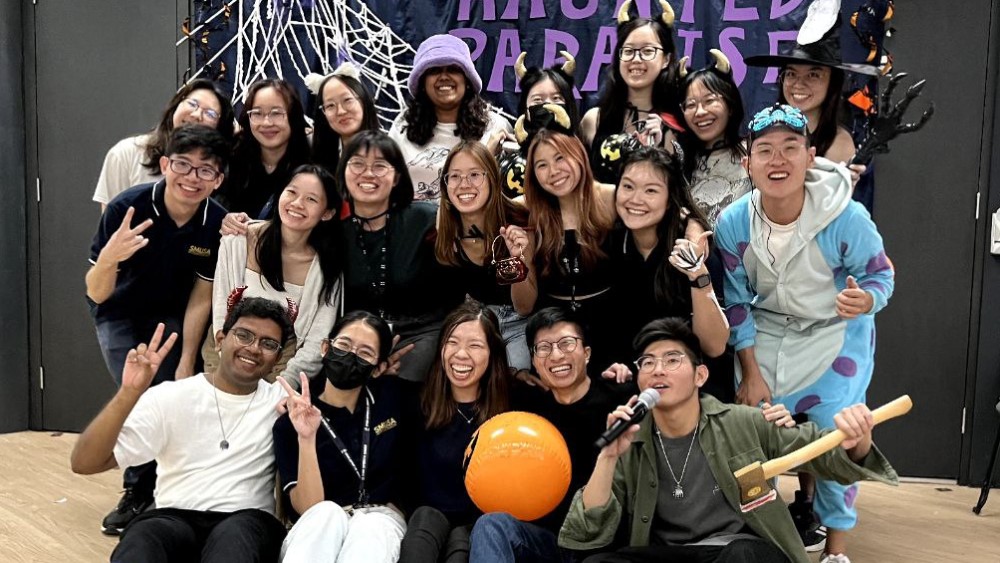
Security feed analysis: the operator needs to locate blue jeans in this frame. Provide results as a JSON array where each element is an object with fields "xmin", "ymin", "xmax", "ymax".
[
  {"xmin": 95, "ymin": 315, "xmax": 183, "ymax": 496},
  {"xmin": 469, "ymin": 513, "xmax": 573, "ymax": 563},
  {"xmin": 487, "ymin": 305, "xmax": 530, "ymax": 372},
  {"xmin": 95, "ymin": 315, "xmax": 184, "ymax": 385}
]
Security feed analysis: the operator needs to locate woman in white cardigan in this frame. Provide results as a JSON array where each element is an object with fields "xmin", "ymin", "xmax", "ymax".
[{"xmin": 205, "ymin": 164, "xmax": 344, "ymax": 381}]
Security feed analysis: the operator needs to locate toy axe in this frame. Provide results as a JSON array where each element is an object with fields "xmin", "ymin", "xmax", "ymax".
[{"xmin": 734, "ymin": 395, "xmax": 913, "ymax": 512}]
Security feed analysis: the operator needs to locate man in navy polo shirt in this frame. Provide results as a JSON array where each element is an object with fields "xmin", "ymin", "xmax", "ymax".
[{"xmin": 85, "ymin": 124, "xmax": 229, "ymax": 535}]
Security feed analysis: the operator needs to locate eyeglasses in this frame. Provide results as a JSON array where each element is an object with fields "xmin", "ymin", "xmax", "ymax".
[
  {"xmin": 319, "ymin": 96, "xmax": 359, "ymax": 116},
  {"xmin": 231, "ymin": 327, "xmax": 282, "ymax": 355},
  {"xmin": 168, "ymin": 158, "xmax": 221, "ymax": 181},
  {"xmin": 634, "ymin": 352, "xmax": 687, "ymax": 373},
  {"xmin": 749, "ymin": 142, "xmax": 808, "ymax": 162},
  {"xmin": 247, "ymin": 108, "xmax": 288, "ymax": 124},
  {"xmin": 533, "ymin": 336, "xmax": 582, "ymax": 358},
  {"xmin": 681, "ymin": 94, "xmax": 724, "ymax": 114},
  {"xmin": 346, "ymin": 158, "xmax": 393, "ymax": 177},
  {"xmin": 328, "ymin": 337, "xmax": 378, "ymax": 365},
  {"xmin": 183, "ymin": 98, "xmax": 221, "ymax": 123},
  {"xmin": 444, "ymin": 171, "xmax": 486, "ymax": 188},
  {"xmin": 619, "ymin": 46, "xmax": 664, "ymax": 62},
  {"xmin": 779, "ymin": 68, "xmax": 829, "ymax": 86}
]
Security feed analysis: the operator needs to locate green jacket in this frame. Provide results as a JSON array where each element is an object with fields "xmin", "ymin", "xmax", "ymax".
[{"xmin": 558, "ymin": 395, "xmax": 899, "ymax": 563}]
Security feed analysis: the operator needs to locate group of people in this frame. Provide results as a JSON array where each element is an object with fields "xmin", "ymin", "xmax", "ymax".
[{"xmin": 74, "ymin": 3, "xmax": 897, "ymax": 563}]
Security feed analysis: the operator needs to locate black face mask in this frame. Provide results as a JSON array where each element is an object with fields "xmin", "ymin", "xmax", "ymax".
[{"xmin": 322, "ymin": 348, "xmax": 376, "ymax": 390}]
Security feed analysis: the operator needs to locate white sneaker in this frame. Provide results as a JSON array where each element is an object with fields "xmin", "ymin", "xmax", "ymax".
[{"xmin": 819, "ymin": 553, "xmax": 851, "ymax": 563}]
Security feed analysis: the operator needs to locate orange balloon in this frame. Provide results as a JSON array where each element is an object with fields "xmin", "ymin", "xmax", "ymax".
[{"xmin": 463, "ymin": 411, "xmax": 572, "ymax": 521}]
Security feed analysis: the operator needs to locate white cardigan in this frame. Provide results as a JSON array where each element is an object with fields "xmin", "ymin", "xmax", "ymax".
[{"xmin": 212, "ymin": 231, "xmax": 342, "ymax": 379}]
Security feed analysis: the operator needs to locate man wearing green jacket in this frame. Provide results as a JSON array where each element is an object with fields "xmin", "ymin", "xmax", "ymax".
[{"xmin": 558, "ymin": 318, "xmax": 899, "ymax": 563}]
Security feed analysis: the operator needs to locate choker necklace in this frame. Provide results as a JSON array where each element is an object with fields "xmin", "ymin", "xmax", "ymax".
[
  {"xmin": 209, "ymin": 373, "xmax": 259, "ymax": 451},
  {"xmin": 655, "ymin": 425, "xmax": 698, "ymax": 499},
  {"xmin": 353, "ymin": 209, "xmax": 390, "ymax": 232},
  {"xmin": 455, "ymin": 404, "xmax": 477, "ymax": 425}
]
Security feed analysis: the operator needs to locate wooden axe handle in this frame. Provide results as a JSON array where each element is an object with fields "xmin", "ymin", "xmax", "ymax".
[{"xmin": 760, "ymin": 395, "xmax": 912, "ymax": 480}]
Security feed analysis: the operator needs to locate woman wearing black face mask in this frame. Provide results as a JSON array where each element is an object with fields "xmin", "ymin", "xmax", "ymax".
[{"xmin": 273, "ymin": 310, "xmax": 420, "ymax": 562}]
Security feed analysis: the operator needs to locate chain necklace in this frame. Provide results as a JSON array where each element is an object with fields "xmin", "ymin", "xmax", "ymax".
[
  {"xmin": 354, "ymin": 212, "xmax": 390, "ymax": 319},
  {"xmin": 655, "ymin": 425, "xmax": 698, "ymax": 499},
  {"xmin": 209, "ymin": 373, "xmax": 259, "ymax": 451},
  {"xmin": 455, "ymin": 404, "xmax": 477, "ymax": 425}
]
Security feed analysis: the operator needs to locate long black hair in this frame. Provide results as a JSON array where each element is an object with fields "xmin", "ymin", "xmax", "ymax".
[
  {"xmin": 311, "ymin": 74, "xmax": 380, "ymax": 177},
  {"xmin": 143, "ymin": 79, "xmax": 235, "ymax": 172},
  {"xmin": 402, "ymin": 75, "xmax": 491, "ymax": 146},
  {"xmin": 254, "ymin": 164, "xmax": 343, "ymax": 306},
  {"xmin": 594, "ymin": 17, "xmax": 680, "ymax": 141},
  {"xmin": 223, "ymin": 79, "xmax": 311, "ymax": 212},
  {"xmin": 617, "ymin": 147, "xmax": 709, "ymax": 309},
  {"xmin": 678, "ymin": 68, "xmax": 747, "ymax": 180},
  {"xmin": 778, "ymin": 66, "xmax": 845, "ymax": 157}
]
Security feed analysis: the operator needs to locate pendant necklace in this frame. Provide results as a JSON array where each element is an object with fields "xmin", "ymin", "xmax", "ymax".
[
  {"xmin": 655, "ymin": 425, "xmax": 698, "ymax": 499},
  {"xmin": 455, "ymin": 404, "xmax": 477, "ymax": 425},
  {"xmin": 210, "ymin": 373, "xmax": 259, "ymax": 451}
]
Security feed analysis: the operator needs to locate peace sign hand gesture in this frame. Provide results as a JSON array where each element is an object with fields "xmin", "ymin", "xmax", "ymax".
[
  {"xmin": 121, "ymin": 323, "xmax": 178, "ymax": 394},
  {"xmin": 99, "ymin": 207, "xmax": 154, "ymax": 266},
  {"xmin": 278, "ymin": 373, "xmax": 322, "ymax": 440}
]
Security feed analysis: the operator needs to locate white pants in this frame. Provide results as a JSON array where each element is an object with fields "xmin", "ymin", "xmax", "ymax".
[{"xmin": 280, "ymin": 501, "xmax": 407, "ymax": 563}]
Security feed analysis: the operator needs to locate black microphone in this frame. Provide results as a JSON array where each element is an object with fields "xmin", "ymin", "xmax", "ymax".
[{"xmin": 594, "ymin": 388, "xmax": 661, "ymax": 450}]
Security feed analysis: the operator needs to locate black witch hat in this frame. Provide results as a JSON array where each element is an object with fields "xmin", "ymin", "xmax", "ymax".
[{"xmin": 744, "ymin": 0, "xmax": 879, "ymax": 76}]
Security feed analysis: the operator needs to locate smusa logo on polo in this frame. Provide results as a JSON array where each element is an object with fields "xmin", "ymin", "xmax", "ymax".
[
  {"xmin": 374, "ymin": 418, "xmax": 397, "ymax": 435},
  {"xmin": 188, "ymin": 245, "xmax": 212, "ymax": 257}
]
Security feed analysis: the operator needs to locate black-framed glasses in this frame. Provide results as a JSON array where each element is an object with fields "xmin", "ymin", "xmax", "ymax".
[
  {"xmin": 619, "ymin": 46, "xmax": 664, "ymax": 62},
  {"xmin": 634, "ymin": 352, "xmax": 687, "ymax": 373},
  {"xmin": 247, "ymin": 108, "xmax": 288, "ymax": 124},
  {"xmin": 168, "ymin": 158, "xmax": 221, "ymax": 181},
  {"xmin": 183, "ymin": 98, "xmax": 221, "ymax": 123},
  {"xmin": 346, "ymin": 158, "xmax": 393, "ymax": 178},
  {"xmin": 444, "ymin": 171, "xmax": 487, "ymax": 188},
  {"xmin": 319, "ymin": 96, "xmax": 359, "ymax": 115},
  {"xmin": 327, "ymin": 337, "xmax": 378, "ymax": 365},
  {"xmin": 533, "ymin": 336, "xmax": 582, "ymax": 358},
  {"xmin": 231, "ymin": 327, "xmax": 282, "ymax": 355}
]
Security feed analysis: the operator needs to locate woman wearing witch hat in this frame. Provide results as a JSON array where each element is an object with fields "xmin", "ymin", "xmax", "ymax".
[{"xmin": 745, "ymin": 1, "xmax": 878, "ymax": 184}]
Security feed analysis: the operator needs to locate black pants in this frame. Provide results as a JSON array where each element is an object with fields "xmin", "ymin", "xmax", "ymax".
[
  {"xmin": 112, "ymin": 507, "xmax": 286, "ymax": 563},
  {"xmin": 399, "ymin": 506, "xmax": 472, "ymax": 563},
  {"xmin": 581, "ymin": 539, "xmax": 790, "ymax": 563}
]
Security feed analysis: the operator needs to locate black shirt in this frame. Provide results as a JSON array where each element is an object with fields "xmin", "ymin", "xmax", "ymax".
[
  {"xmin": 513, "ymin": 379, "xmax": 633, "ymax": 533},
  {"xmin": 414, "ymin": 404, "xmax": 481, "ymax": 525},
  {"xmin": 272, "ymin": 376, "xmax": 419, "ymax": 522},
  {"xmin": 217, "ymin": 158, "xmax": 293, "ymax": 218},
  {"xmin": 88, "ymin": 181, "xmax": 225, "ymax": 322},
  {"xmin": 447, "ymin": 243, "xmax": 513, "ymax": 307},
  {"xmin": 605, "ymin": 227, "xmax": 695, "ymax": 365},
  {"xmin": 342, "ymin": 202, "xmax": 463, "ymax": 320}
]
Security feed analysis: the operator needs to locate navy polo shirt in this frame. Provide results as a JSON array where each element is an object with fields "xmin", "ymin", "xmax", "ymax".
[
  {"xmin": 272, "ymin": 376, "xmax": 420, "ymax": 522},
  {"xmin": 88, "ymin": 180, "xmax": 226, "ymax": 322}
]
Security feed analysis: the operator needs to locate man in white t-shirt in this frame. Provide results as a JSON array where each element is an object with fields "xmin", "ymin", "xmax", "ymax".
[{"xmin": 71, "ymin": 297, "xmax": 293, "ymax": 562}]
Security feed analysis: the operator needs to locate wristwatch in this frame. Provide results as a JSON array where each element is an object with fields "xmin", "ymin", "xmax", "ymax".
[{"xmin": 690, "ymin": 274, "xmax": 711, "ymax": 289}]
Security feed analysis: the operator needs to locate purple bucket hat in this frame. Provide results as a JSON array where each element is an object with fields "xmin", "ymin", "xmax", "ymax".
[{"xmin": 408, "ymin": 34, "xmax": 483, "ymax": 94}]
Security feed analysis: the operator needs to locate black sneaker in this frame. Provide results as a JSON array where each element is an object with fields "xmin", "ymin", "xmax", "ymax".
[
  {"xmin": 101, "ymin": 488, "xmax": 152, "ymax": 536},
  {"xmin": 788, "ymin": 490, "xmax": 826, "ymax": 552}
]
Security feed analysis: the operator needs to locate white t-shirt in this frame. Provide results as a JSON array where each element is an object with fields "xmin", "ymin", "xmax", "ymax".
[
  {"xmin": 93, "ymin": 133, "xmax": 163, "ymax": 204},
  {"xmin": 761, "ymin": 215, "xmax": 798, "ymax": 266},
  {"xmin": 388, "ymin": 110, "xmax": 511, "ymax": 201},
  {"xmin": 114, "ymin": 374, "xmax": 285, "ymax": 514}
]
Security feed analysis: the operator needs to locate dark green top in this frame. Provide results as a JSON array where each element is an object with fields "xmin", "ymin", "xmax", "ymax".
[{"xmin": 558, "ymin": 395, "xmax": 899, "ymax": 563}]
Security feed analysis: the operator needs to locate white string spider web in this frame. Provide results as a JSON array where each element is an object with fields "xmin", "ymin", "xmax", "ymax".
[{"xmin": 178, "ymin": 0, "xmax": 416, "ymax": 129}]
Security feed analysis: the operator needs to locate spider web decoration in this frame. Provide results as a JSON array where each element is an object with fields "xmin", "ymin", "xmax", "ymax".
[{"xmin": 178, "ymin": 0, "xmax": 416, "ymax": 129}]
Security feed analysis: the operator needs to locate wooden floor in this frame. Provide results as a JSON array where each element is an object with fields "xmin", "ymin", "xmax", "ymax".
[{"xmin": 2, "ymin": 431, "xmax": 999, "ymax": 562}]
